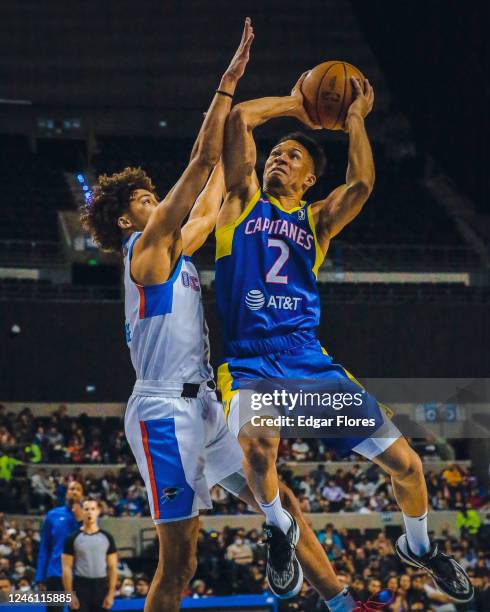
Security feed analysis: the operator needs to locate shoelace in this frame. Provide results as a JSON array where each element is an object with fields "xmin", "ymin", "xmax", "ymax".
[{"xmin": 354, "ymin": 590, "xmax": 394, "ymax": 611}]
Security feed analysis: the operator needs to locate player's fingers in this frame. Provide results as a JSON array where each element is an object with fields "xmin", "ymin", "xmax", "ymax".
[
  {"xmin": 351, "ymin": 77, "xmax": 362, "ymax": 96},
  {"xmin": 245, "ymin": 32, "xmax": 254, "ymax": 50},
  {"xmin": 368, "ymin": 84, "xmax": 375, "ymax": 105},
  {"xmin": 241, "ymin": 17, "xmax": 252, "ymax": 45},
  {"xmin": 240, "ymin": 34, "xmax": 254, "ymax": 60},
  {"xmin": 303, "ymin": 114, "xmax": 322, "ymax": 130},
  {"xmin": 363, "ymin": 78, "xmax": 370, "ymax": 96},
  {"xmin": 298, "ymin": 70, "xmax": 310, "ymax": 84},
  {"xmin": 292, "ymin": 71, "xmax": 310, "ymax": 95}
]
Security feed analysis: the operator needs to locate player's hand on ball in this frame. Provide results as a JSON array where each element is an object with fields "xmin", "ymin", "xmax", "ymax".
[
  {"xmin": 345, "ymin": 77, "xmax": 374, "ymax": 128},
  {"xmin": 290, "ymin": 71, "xmax": 322, "ymax": 130},
  {"xmin": 224, "ymin": 17, "xmax": 254, "ymax": 82}
]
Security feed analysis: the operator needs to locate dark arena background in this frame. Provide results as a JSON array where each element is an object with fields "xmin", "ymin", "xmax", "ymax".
[{"xmin": 0, "ymin": 1, "xmax": 488, "ymax": 611}]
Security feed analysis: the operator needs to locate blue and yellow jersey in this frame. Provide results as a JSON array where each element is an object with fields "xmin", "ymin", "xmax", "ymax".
[{"xmin": 215, "ymin": 190, "xmax": 325, "ymax": 353}]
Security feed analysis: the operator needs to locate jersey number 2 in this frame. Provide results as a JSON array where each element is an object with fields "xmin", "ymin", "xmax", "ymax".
[{"xmin": 266, "ymin": 239, "xmax": 289, "ymax": 284}]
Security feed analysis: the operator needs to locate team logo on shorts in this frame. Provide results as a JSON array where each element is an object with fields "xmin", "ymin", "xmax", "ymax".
[
  {"xmin": 298, "ymin": 208, "xmax": 306, "ymax": 221},
  {"xmin": 245, "ymin": 289, "xmax": 266, "ymax": 310},
  {"xmin": 181, "ymin": 271, "xmax": 201, "ymax": 292},
  {"xmin": 161, "ymin": 486, "xmax": 183, "ymax": 503}
]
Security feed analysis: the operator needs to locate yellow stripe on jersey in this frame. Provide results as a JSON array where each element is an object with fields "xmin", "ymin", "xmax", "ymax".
[
  {"xmin": 217, "ymin": 362, "xmax": 239, "ymax": 419},
  {"xmin": 307, "ymin": 206, "xmax": 326, "ymax": 277},
  {"xmin": 215, "ymin": 189, "xmax": 262, "ymax": 260},
  {"xmin": 267, "ymin": 192, "xmax": 306, "ymax": 214}
]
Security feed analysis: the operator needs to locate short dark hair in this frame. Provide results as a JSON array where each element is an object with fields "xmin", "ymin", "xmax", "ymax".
[
  {"xmin": 275, "ymin": 132, "xmax": 327, "ymax": 177},
  {"xmin": 83, "ymin": 498, "xmax": 101, "ymax": 508},
  {"xmin": 79, "ymin": 167, "xmax": 157, "ymax": 253}
]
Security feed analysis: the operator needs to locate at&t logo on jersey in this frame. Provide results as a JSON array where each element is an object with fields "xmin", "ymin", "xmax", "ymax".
[
  {"xmin": 245, "ymin": 289, "xmax": 302, "ymax": 311},
  {"xmin": 245, "ymin": 289, "xmax": 266, "ymax": 310}
]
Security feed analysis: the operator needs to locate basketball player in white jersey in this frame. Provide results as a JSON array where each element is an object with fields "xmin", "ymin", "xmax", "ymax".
[{"xmin": 80, "ymin": 19, "xmax": 254, "ymax": 612}]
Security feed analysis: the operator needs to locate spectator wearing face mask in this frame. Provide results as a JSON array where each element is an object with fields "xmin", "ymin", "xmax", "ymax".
[
  {"xmin": 16, "ymin": 577, "xmax": 33, "ymax": 596},
  {"xmin": 226, "ymin": 534, "xmax": 254, "ymax": 566},
  {"xmin": 119, "ymin": 577, "xmax": 135, "ymax": 599},
  {"xmin": 190, "ymin": 579, "xmax": 210, "ymax": 598},
  {"xmin": 12, "ymin": 561, "xmax": 30, "ymax": 583}
]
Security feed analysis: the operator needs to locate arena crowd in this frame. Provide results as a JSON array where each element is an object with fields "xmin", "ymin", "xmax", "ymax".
[
  {"xmin": 0, "ymin": 405, "xmax": 489, "ymax": 609},
  {"xmin": 0, "ymin": 513, "xmax": 489, "ymax": 610}
]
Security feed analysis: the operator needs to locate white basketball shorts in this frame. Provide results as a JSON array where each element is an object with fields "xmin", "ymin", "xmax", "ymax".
[{"xmin": 125, "ymin": 381, "xmax": 244, "ymax": 524}]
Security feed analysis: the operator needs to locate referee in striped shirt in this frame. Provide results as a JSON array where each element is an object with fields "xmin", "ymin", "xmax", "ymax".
[{"xmin": 62, "ymin": 500, "xmax": 117, "ymax": 611}]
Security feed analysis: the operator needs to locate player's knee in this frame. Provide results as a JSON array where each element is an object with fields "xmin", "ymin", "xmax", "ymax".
[
  {"xmin": 179, "ymin": 556, "xmax": 198, "ymax": 586},
  {"xmin": 155, "ymin": 556, "xmax": 197, "ymax": 592},
  {"xmin": 391, "ymin": 448, "xmax": 423, "ymax": 482},
  {"xmin": 241, "ymin": 437, "xmax": 277, "ymax": 474}
]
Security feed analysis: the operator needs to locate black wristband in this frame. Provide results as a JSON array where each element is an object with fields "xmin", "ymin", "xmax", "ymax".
[{"xmin": 216, "ymin": 89, "xmax": 234, "ymax": 99}]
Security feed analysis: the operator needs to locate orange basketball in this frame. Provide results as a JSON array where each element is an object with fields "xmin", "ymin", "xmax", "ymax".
[{"xmin": 300, "ymin": 61, "xmax": 365, "ymax": 130}]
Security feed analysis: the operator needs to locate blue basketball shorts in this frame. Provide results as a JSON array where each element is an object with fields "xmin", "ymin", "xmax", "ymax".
[{"xmin": 217, "ymin": 330, "xmax": 401, "ymax": 459}]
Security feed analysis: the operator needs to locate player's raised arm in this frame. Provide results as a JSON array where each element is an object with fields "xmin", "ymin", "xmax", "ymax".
[
  {"xmin": 130, "ymin": 18, "xmax": 253, "ymax": 282},
  {"xmin": 310, "ymin": 77, "xmax": 375, "ymax": 249},
  {"xmin": 181, "ymin": 162, "xmax": 224, "ymax": 256},
  {"xmin": 219, "ymin": 73, "xmax": 321, "ymax": 225}
]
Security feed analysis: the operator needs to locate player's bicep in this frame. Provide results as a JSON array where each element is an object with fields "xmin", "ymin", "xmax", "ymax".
[{"xmin": 313, "ymin": 182, "xmax": 369, "ymax": 240}]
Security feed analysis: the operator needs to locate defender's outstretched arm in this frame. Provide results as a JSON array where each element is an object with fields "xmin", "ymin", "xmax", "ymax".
[
  {"xmin": 131, "ymin": 19, "xmax": 254, "ymax": 284},
  {"xmin": 182, "ymin": 162, "xmax": 224, "ymax": 256},
  {"xmin": 140, "ymin": 19, "xmax": 253, "ymax": 248}
]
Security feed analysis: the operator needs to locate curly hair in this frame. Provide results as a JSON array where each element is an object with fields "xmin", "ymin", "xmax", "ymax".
[{"xmin": 79, "ymin": 167, "xmax": 157, "ymax": 253}]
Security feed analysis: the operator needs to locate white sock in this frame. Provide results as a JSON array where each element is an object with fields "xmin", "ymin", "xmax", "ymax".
[
  {"xmin": 403, "ymin": 511, "xmax": 430, "ymax": 556},
  {"xmin": 326, "ymin": 587, "xmax": 356, "ymax": 612},
  {"xmin": 258, "ymin": 491, "xmax": 292, "ymax": 535}
]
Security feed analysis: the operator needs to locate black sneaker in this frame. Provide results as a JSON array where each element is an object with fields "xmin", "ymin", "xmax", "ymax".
[
  {"xmin": 396, "ymin": 534, "xmax": 474, "ymax": 603},
  {"xmin": 262, "ymin": 509, "xmax": 303, "ymax": 599}
]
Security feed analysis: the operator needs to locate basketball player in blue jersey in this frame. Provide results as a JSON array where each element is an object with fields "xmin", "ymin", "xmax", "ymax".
[{"xmin": 215, "ymin": 75, "xmax": 473, "ymax": 610}]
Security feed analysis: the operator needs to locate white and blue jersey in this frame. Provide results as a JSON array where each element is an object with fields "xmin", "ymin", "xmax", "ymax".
[
  {"xmin": 123, "ymin": 232, "xmax": 243, "ymax": 524},
  {"xmin": 123, "ymin": 232, "xmax": 212, "ymax": 385}
]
